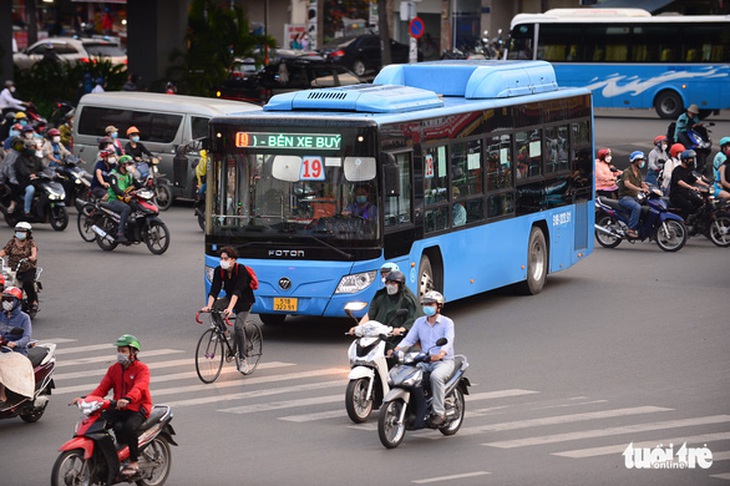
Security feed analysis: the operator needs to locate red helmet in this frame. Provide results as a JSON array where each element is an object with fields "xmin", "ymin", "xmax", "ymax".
[
  {"xmin": 653, "ymin": 135, "xmax": 667, "ymax": 145},
  {"xmin": 100, "ymin": 146, "xmax": 116, "ymax": 158},
  {"xmin": 596, "ymin": 148, "xmax": 611, "ymax": 160},
  {"xmin": 670, "ymin": 143, "xmax": 686, "ymax": 158},
  {"xmin": 0, "ymin": 274, "xmax": 5, "ymax": 287},
  {"xmin": 2, "ymin": 286, "xmax": 23, "ymax": 301},
  {"xmin": 47, "ymin": 128, "xmax": 61, "ymax": 138}
]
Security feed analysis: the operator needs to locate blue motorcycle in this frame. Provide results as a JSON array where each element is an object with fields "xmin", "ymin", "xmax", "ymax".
[{"xmin": 595, "ymin": 190, "xmax": 687, "ymax": 252}]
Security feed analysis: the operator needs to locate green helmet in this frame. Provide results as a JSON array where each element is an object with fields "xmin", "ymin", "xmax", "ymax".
[
  {"xmin": 118, "ymin": 155, "xmax": 134, "ymax": 165},
  {"xmin": 114, "ymin": 334, "xmax": 141, "ymax": 352}
]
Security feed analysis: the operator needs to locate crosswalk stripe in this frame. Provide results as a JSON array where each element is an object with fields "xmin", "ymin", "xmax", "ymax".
[
  {"xmin": 155, "ymin": 368, "xmax": 348, "ymax": 399},
  {"xmin": 466, "ymin": 389, "xmax": 540, "ymax": 400},
  {"xmin": 40, "ymin": 338, "xmax": 77, "ymax": 344},
  {"xmin": 169, "ymin": 380, "xmax": 346, "ymax": 408},
  {"xmin": 219, "ymin": 394, "xmax": 344, "ymax": 414},
  {"xmin": 713, "ymin": 451, "xmax": 730, "ymax": 461},
  {"xmin": 709, "ymin": 473, "xmax": 730, "ymax": 480},
  {"xmin": 56, "ymin": 349, "xmax": 183, "ymax": 367},
  {"xmin": 412, "ymin": 471, "xmax": 491, "ymax": 484},
  {"xmin": 54, "ymin": 359, "xmax": 198, "ymax": 380},
  {"xmin": 279, "ymin": 409, "xmax": 345, "ymax": 423},
  {"xmin": 483, "ymin": 415, "xmax": 730, "ymax": 449},
  {"xmin": 454, "ymin": 406, "xmax": 672, "ymax": 437},
  {"xmin": 553, "ymin": 432, "xmax": 730, "ymax": 459},
  {"xmin": 54, "ymin": 361, "xmax": 296, "ymax": 395},
  {"xmin": 55, "ymin": 343, "xmax": 116, "ymax": 355}
]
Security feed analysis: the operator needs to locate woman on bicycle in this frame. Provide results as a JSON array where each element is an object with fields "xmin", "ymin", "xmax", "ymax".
[
  {"xmin": 201, "ymin": 246, "xmax": 255, "ymax": 373},
  {"xmin": 0, "ymin": 222, "xmax": 39, "ymax": 312}
]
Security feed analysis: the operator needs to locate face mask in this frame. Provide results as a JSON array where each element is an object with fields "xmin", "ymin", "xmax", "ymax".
[
  {"xmin": 381, "ymin": 277, "xmax": 387, "ymax": 285},
  {"xmin": 386, "ymin": 283, "xmax": 398, "ymax": 295},
  {"xmin": 111, "ymin": 132, "xmax": 118, "ymax": 139},
  {"xmin": 639, "ymin": 161, "xmax": 646, "ymax": 169},
  {"xmin": 355, "ymin": 195, "xmax": 367, "ymax": 205},
  {"xmin": 18, "ymin": 120, "xmax": 27, "ymax": 126},
  {"xmin": 2, "ymin": 300, "xmax": 15, "ymax": 311},
  {"xmin": 9, "ymin": 86, "xmax": 16, "ymax": 93},
  {"xmin": 35, "ymin": 150, "xmax": 43, "ymax": 158},
  {"xmin": 220, "ymin": 259, "xmax": 231, "ymax": 270},
  {"xmin": 24, "ymin": 132, "xmax": 33, "ymax": 139},
  {"xmin": 107, "ymin": 157, "xmax": 117, "ymax": 165},
  {"xmin": 52, "ymin": 136, "xmax": 61, "ymax": 143},
  {"xmin": 661, "ymin": 143, "xmax": 668, "ymax": 151},
  {"xmin": 117, "ymin": 353, "xmax": 130, "ymax": 366},
  {"xmin": 131, "ymin": 136, "xmax": 140, "ymax": 143},
  {"xmin": 605, "ymin": 156, "xmax": 612, "ymax": 163},
  {"xmin": 422, "ymin": 305, "xmax": 437, "ymax": 316},
  {"xmin": 9, "ymin": 130, "xmax": 19, "ymax": 138},
  {"xmin": 126, "ymin": 164, "xmax": 136, "ymax": 175},
  {"xmin": 15, "ymin": 232, "xmax": 27, "ymax": 240}
]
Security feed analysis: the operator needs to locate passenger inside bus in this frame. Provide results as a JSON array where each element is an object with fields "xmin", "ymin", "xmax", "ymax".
[{"xmin": 343, "ymin": 184, "xmax": 377, "ymax": 220}]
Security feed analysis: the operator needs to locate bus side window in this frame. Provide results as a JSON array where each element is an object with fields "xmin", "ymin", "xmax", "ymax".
[{"xmin": 384, "ymin": 152, "xmax": 412, "ymax": 227}]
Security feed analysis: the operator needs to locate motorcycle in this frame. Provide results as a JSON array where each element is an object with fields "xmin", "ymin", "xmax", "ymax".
[
  {"xmin": 0, "ymin": 333, "xmax": 56, "ymax": 423},
  {"xmin": 0, "ymin": 168, "xmax": 68, "ymax": 231},
  {"xmin": 0, "ymin": 257, "xmax": 43, "ymax": 319},
  {"xmin": 344, "ymin": 306, "xmax": 409, "ymax": 423},
  {"xmin": 670, "ymin": 188, "xmax": 730, "ymax": 247},
  {"xmin": 51, "ymin": 397, "xmax": 177, "ymax": 486},
  {"xmin": 193, "ymin": 188, "xmax": 205, "ymax": 231},
  {"xmin": 377, "ymin": 338, "xmax": 470, "ymax": 449},
  {"xmin": 594, "ymin": 189, "xmax": 688, "ymax": 252},
  {"xmin": 54, "ymin": 154, "xmax": 92, "ymax": 207},
  {"xmin": 90, "ymin": 189, "xmax": 171, "ymax": 254},
  {"xmin": 668, "ymin": 121, "xmax": 714, "ymax": 176},
  {"xmin": 135, "ymin": 156, "xmax": 173, "ymax": 211}
]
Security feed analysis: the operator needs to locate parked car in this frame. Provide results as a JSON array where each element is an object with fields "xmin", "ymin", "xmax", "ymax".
[
  {"xmin": 216, "ymin": 50, "xmax": 364, "ymax": 104},
  {"xmin": 319, "ymin": 34, "xmax": 413, "ymax": 76},
  {"xmin": 13, "ymin": 37, "xmax": 127, "ymax": 69}
]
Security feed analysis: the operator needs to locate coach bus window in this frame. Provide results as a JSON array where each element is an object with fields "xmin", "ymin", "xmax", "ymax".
[
  {"xmin": 684, "ymin": 25, "xmax": 729, "ymax": 63},
  {"xmin": 515, "ymin": 130, "xmax": 542, "ymax": 179},
  {"xmin": 507, "ymin": 24, "xmax": 534, "ymax": 60},
  {"xmin": 385, "ymin": 152, "xmax": 413, "ymax": 227},
  {"xmin": 424, "ymin": 145, "xmax": 448, "ymax": 204},
  {"xmin": 571, "ymin": 121, "xmax": 593, "ymax": 200},
  {"xmin": 487, "ymin": 192, "xmax": 514, "ymax": 219},
  {"xmin": 486, "ymin": 135, "xmax": 512, "ymax": 191},
  {"xmin": 545, "ymin": 125, "xmax": 569, "ymax": 174}
]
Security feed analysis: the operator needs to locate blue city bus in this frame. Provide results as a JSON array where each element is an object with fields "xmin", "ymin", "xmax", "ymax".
[
  {"xmin": 204, "ymin": 60, "xmax": 594, "ymax": 325},
  {"xmin": 508, "ymin": 8, "xmax": 730, "ymax": 119}
]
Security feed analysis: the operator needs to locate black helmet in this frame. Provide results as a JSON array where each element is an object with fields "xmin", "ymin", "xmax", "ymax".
[
  {"xmin": 385, "ymin": 270, "xmax": 406, "ymax": 285},
  {"xmin": 680, "ymin": 149, "xmax": 697, "ymax": 161}
]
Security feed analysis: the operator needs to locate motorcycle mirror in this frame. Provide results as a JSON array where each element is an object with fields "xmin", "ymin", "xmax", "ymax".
[{"xmin": 436, "ymin": 337, "xmax": 447, "ymax": 346}]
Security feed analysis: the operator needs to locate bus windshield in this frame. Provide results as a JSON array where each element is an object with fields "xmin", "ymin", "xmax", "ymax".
[{"xmin": 210, "ymin": 151, "xmax": 380, "ymax": 242}]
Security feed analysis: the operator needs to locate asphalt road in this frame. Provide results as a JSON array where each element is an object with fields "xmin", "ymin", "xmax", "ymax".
[{"xmin": 2, "ymin": 114, "xmax": 729, "ymax": 486}]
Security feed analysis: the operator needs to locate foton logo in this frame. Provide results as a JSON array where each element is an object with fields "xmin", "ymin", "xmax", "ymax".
[{"xmin": 268, "ymin": 250, "xmax": 305, "ymax": 258}]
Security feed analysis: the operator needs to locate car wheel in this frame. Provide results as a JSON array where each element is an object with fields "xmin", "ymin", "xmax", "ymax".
[{"xmin": 352, "ymin": 60, "xmax": 366, "ymax": 77}]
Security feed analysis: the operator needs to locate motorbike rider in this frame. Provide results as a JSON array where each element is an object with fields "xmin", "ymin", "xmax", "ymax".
[
  {"xmin": 647, "ymin": 136, "xmax": 669, "ymax": 186},
  {"xmin": 0, "ymin": 286, "xmax": 32, "ymax": 407},
  {"xmin": 2, "ymin": 122, "xmax": 22, "ymax": 152},
  {"xmin": 58, "ymin": 112, "xmax": 74, "ymax": 149},
  {"xmin": 670, "ymin": 149, "xmax": 710, "ymax": 220},
  {"xmin": 0, "ymin": 81, "xmax": 28, "ymax": 116},
  {"xmin": 674, "ymin": 104, "xmax": 702, "ymax": 148},
  {"xmin": 72, "ymin": 334, "xmax": 152, "ymax": 478},
  {"xmin": 712, "ymin": 137, "xmax": 730, "ymax": 200},
  {"xmin": 0, "ymin": 136, "xmax": 23, "ymax": 213},
  {"xmin": 659, "ymin": 143, "xmax": 686, "ymax": 196},
  {"xmin": 16, "ymin": 138, "xmax": 44, "ymax": 218},
  {"xmin": 594, "ymin": 148, "xmax": 621, "ymax": 199},
  {"xmin": 0, "ymin": 222, "xmax": 39, "ymax": 312},
  {"xmin": 105, "ymin": 125, "xmax": 125, "ymax": 156},
  {"xmin": 41, "ymin": 127, "xmax": 70, "ymax": 168},
  {"xmin": 123, "ymin": 126, "xmax": 153, "ymax": 162},
  {"xmin": 201, "ymin": 246, "xmax": 256, "ymax": 374},
  {"xmin": 107, "ymin": 155, "xmax": 141, "ymax": 243},
  {"xmin": 393, "ymin": 290, "xmax": 454, "ymax": 426},
  {"xmin": 617, "ymin": 151, "xmax": 650, "ymax": 239},
  {"xmin": 90, "ymin": 146, "xmax": 117, "ymax": 200}
]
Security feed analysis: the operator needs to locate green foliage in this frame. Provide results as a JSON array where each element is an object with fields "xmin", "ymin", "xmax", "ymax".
[
  {"xmin": 167, "ymin": 0, "xmax": 275, "ymax": 96},
  {"xmin": 14, "ymin": 59, "xmax": 127, "ymax": 120}
]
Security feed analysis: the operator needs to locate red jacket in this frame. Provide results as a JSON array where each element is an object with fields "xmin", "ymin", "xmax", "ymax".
[{"xmin": 89, "ymin": 359, "xmax": 152, "ymax": 417}]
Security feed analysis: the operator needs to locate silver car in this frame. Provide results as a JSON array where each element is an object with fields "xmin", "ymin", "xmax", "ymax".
[{"xmin": 13, "ymin": 37, "xmax": 127, "ymax": 70}]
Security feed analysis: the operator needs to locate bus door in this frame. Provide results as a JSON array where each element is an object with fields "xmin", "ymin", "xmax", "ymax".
[{"xmin": 382, "ymin": 151, "xmax": 416, "ymax": 260}]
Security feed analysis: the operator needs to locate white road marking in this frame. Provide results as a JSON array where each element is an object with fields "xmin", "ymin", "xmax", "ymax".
[
  {"xmin": 712, "ymin": 451, "xmax": 730, "ymax": 461},
  {"xmin": 55, "ymin": 343, "xmax": 115, "ymax": 355},
  {"xmin": 554, "ymin": 433, "xmax": 730, "ymax": 459},
  {"xmin": 56, "ymin": 349, "xmax": 183, "ymax": 367},
  {"xmin": 279, "ymin": 409, "xmax": 346, "ymax": 422},
  {"xmin": 412, "ymin": 471, "xmax": 491, "ymax": 484},
  {"xmin": 54, "ymin": 359, "xmax": 197, "ymax": 380},
  {"xmin": 483, "ymin": 415, "xmax": 730, "ymax": 449},
  {"xmin": 39, "ymin": 338, "xmax": 77, "ymax": 344},
  {"xmin": 709, "ymin": 473, "xmax": 730, "ymax": 480},
  {"xmin": 466, "ymin": 389, "xmax": 539, "ymax": 400},
  {"xmin": 219, "ymin": 394, "xmax": 345, "ymax": 414}
]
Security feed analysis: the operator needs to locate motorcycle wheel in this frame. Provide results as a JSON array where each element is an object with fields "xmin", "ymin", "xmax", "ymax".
[
  {"xmin": 19, "ymin": 397, "xmax": 48, "ymax": 423},
  {"xmin": 709, "ymin": 213, "xmax": 730, "ymax": 247},
  {"xmin": 50, "ymin": 206, "xmax": 69, "ymax": 231},
  {"xmin": 346, "ymin": 378, "xmax": 373, "ymax": 423},
  {"xmin": 145, "ymin": 220, "xmax": 170, "ymax": 255},
  {"xmin": 439, "ymin": 388, "xmax": 465, "ymax": 436},
  {"xmin": 95, "ymin": 215, "xmax": 119, "ymax": 252},
  {"xmin": 378, "ymin": 399, "xmax": 407, "ymax": 449},
  {"xmin": 76, "ymin": 203, "xmax": 96, "ymax": 242},
  {"xmin": 655, "ymin": 219, "xmax": 687, "ymax": 252},
  {"xmin": 136, "ymin": 436, "xmax": 172, "ymax": 486},
  {"xmin": 155, "ymin": 184, "xmax": 173, "ymax": 211},
  {"xmin": 595, "ymin": 215, "xmax": 622, "ymax": 248},
  {"xmin": 51, "ymin": 449, "xmax": 92, "ymax": 486}
]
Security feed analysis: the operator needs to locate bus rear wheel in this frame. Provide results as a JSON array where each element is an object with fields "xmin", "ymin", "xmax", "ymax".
[
  {"xmin": 518, "ymin": 227, "xmax": 548, "ymax": 295},
  {"xmin": 654, "ymin": 91, "xmax": 683, "ymax": 120},
  {"xmin": 418, "ymin": 255, "xmax": 435, "ymax": 300}
]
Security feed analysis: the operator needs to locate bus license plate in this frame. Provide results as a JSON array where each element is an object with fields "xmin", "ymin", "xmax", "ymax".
[{"xmin": 273, "ymin": 298, "xmax": 298, "ymax": 312}]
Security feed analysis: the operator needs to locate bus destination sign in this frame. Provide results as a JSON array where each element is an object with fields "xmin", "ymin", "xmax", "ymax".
[{"xmin": 235, "ymin": 132, "xmax": 342, "ymax": 151}]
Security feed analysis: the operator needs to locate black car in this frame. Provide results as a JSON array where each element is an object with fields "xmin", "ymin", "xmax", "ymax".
[
  {"xmin": 217, "ymin": 51, "xmax": 364, "ymax": 104},
  {"xmin": 319, "ymin": 34, "xmax": 411, "ymax": 77}
]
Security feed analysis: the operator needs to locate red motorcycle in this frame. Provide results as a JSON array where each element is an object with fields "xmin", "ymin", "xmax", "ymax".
[
  {"xmin": 0, "ymin": 335, "xmax": 56, "ymax": 423},
  {"xmin": 52, "ymin": 397, "xmax": 177, "ymax": 486}
]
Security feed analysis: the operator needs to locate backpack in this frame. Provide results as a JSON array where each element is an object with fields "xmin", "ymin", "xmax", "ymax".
[{"xmin": 220, "ymin": 263, "xmax": 258, "ymax": 290}]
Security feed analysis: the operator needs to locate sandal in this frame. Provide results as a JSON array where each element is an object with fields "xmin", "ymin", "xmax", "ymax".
[
  {"xmin": 120, "ymin": 465, "xmax": 139, "ymax": 476},
  {"xmin": 625, "ymin": 229, "xmax": 638, "ymax": 238}
]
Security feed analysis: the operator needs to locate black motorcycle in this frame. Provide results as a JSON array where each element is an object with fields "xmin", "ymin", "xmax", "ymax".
[
  {"xmin": 0, "ymin": 169, "xmax": 68, "ymax": 231},
  {"xmin": 54, "ymin": 155, "xmax": 92, "ymax": 207},
  {"xmin": 0, "ymin": 257, "xmax": 43, "ymax": 319},
  {"xmin": 671, "ymin": 189, "xmax": 730, "ymax": 247}
]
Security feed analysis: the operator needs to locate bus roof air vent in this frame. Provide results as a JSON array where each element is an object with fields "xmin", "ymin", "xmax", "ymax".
[
  {"xmin": 373, "ymin": 60, "xmax": 559, "ymax": 99},
  {"xmin": 264, "ymin": 84, "xmax": 444, "ymax": 113}
]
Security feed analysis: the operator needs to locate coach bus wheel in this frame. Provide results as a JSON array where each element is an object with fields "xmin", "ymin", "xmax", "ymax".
[
  {"xmin": 519, "ymin": 227, "xmax": 547, "ymax": 295},
  {"xmin": 654, "ymin": 91, "xmax": 683, "ymax": 120},
  {"xmin": 259, "ymin": 313, "xmax": 287, "ymax": 326},
  {"xmin": 418, "ymin": 255, "xmax": 435, "ymax": 300}
]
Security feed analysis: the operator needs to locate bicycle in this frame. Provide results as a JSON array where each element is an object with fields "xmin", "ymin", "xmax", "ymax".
[{"xmin": 194, "ymin": 309, "xmax": 263, "ymax": 384}]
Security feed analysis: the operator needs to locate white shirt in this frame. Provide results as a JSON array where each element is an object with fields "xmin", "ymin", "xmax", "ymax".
[
  {"xmin": 91, "ymin": 85, "xmax": 105, "ymax": 94},
  {"xmin": 0, "ymin": 87, "xmax": 26, "ymax": 111}
]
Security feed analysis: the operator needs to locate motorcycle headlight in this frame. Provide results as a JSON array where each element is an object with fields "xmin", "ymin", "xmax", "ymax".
[
  {"xmin": 152, "ymin": 166, "xmax": 159, "ymax": 174},
  {"xmin": 335, "ymin": 271, "xmax": 377, "ymax": 294},
  {"xmin": 205, "ymin": 265, "xmax": 215, "ymax": 283}
]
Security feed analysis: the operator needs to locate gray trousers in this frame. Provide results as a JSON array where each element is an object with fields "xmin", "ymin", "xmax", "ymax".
[{"xmin": 213, "ymin": 298, "xmax": 250, "ymax": 359}]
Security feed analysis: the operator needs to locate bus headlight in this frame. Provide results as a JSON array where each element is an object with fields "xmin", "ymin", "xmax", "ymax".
[
  {"xmin": 205, "ymin": 265, "xmax": 215, "ymax": 283},
  {"xmin": 335, "ymin": 271, "xmax": 376, "ymax": 294}
]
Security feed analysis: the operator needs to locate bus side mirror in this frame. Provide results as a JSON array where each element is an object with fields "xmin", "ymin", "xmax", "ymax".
[{"xmin": 382, "ymin": 153, "xmax": 400, "ymax": 197}]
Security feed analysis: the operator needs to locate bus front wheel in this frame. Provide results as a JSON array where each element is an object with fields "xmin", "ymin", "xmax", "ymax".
[
  {"xmin": 654, "ymin": 91, "xmax": 683, "ymax": 120},
  {"xmin": 519, "ymin": 227, "xmax": 548, "ymax": 295}
]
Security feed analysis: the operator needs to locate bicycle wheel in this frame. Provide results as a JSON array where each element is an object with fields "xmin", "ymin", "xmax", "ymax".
[
  {"xmin": 240, "ymin": 322, "xmax": 263, "ymax": 375},
  {"xmin": 77, "ymin": 203, "xmax": 96, "ymax": 242},
  {"xmin": 195, "ymin": 328, "xmax": 224, "ymax": 384}
]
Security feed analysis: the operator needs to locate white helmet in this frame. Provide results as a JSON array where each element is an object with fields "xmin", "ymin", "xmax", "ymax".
[
  {"xmin": 421, "ymin": 290, "xmax": 445, "ymax": 306},
  {"xmin": 14, "ymin": 221, "xmax": 32, "ymax": 233}
]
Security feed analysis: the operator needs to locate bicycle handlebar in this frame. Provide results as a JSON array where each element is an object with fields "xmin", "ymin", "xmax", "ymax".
[{"xmin": 197, "ymin": 309, "xmax": 233, "ymax": 326}]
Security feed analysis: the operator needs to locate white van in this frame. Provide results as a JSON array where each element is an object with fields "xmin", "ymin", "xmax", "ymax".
[{"xmin": 73, "ymin": 92, "xmax": 260, "ymax": 200}]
